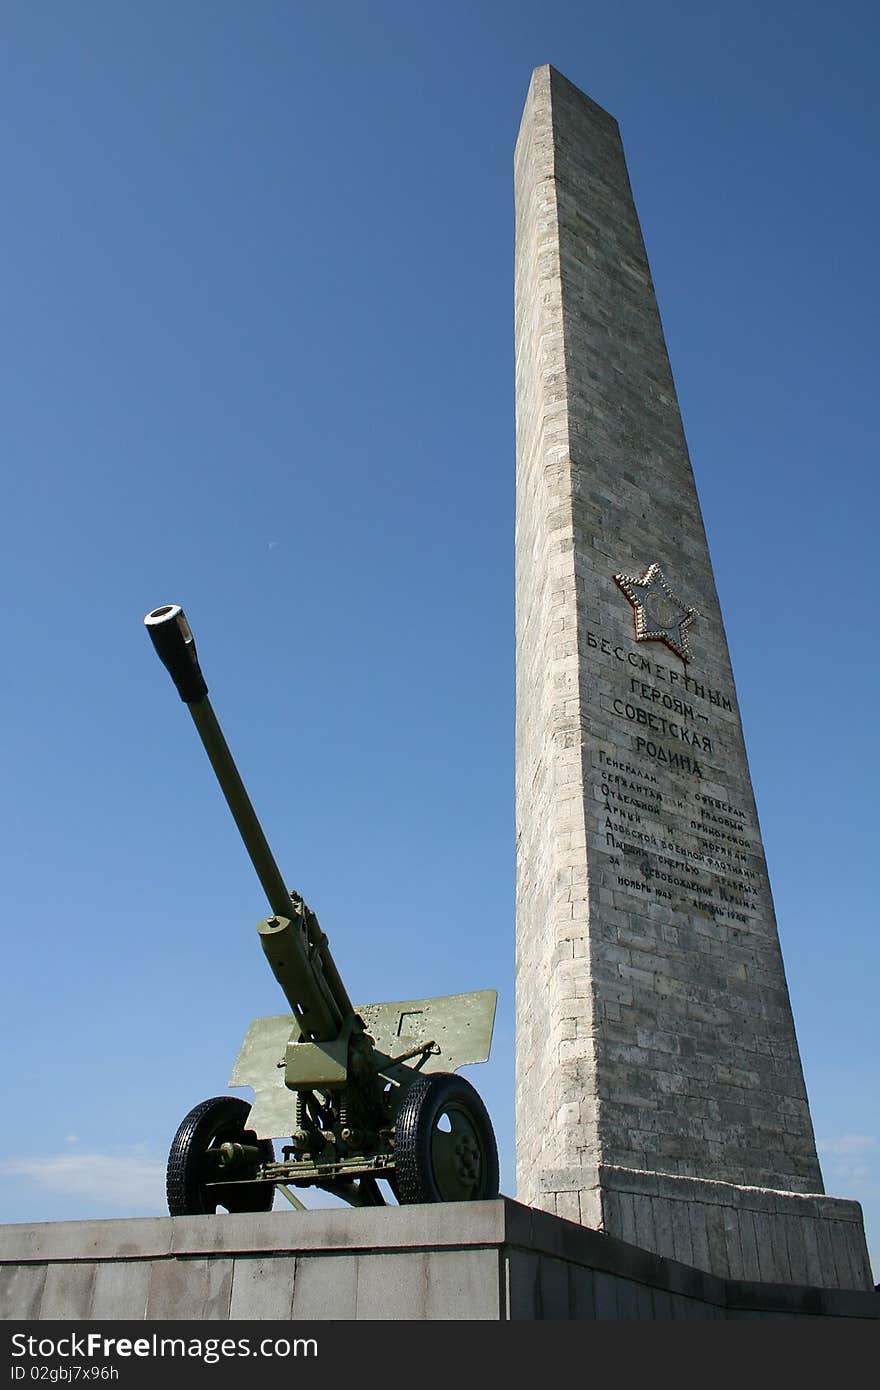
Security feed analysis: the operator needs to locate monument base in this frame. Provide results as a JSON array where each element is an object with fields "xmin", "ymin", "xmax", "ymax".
[
  {"xmin": 538, "ymin": 1167, "xmax": 873, "ymax": 1290},
  {"xmin": 1, "ymin": 1199, "xmax": 876, "ymax": 1321}
]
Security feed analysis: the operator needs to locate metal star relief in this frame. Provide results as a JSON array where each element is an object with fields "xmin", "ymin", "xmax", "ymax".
[{"xmin": 614, "ymin": 563, "xmax": 698, "ymax": 662}]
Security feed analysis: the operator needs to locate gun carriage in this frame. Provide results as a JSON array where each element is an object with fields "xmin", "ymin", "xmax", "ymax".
[{"xmin": 144, "ymin": 604, "xmax": 499, "ymax": 1214}]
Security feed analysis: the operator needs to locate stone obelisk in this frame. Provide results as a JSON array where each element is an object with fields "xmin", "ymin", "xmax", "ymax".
[{"xmin": 514, "ymin": 65, "xmax": 871, "ymax": 1289}]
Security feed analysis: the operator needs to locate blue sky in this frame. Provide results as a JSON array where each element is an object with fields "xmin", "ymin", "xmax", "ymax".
[{"xmin": 1, "ymin": 2, "xmax": 877, "ymax": 1279}]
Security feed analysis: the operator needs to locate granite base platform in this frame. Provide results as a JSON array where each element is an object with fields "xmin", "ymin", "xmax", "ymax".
[{"xmin": 1, "ymin": 1199, "xmax": 877, "ymax": 1321}]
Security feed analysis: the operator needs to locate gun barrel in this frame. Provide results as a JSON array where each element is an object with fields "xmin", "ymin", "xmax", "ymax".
[
  {"xmin": 144, "ymin": 605, "xmax": 208, "ymax": 705},
  {"xmin": 144, "ymin": 604, "xmax": 355, "ymax": 1034},
  {"xmin": 145, "ymin": 605, "xmax": 292, "ymax": 916},
  {"xmin": 189, "ymin": 699, "xmax": 298, "ymax": 921}
]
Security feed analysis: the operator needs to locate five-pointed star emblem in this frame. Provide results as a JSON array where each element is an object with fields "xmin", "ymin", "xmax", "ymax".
[{"xmin": 614, "ymin": 563, "xmax": 697, "ymax": 662}]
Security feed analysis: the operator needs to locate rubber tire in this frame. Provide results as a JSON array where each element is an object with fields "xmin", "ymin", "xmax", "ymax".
[
  {"xmin": 166, "ymin": 1096, "xmax": 275, "ymax": 1216},
  {"xmin": 394, "ymin": 1073, "xmax": 499, "ymax": 1204}
]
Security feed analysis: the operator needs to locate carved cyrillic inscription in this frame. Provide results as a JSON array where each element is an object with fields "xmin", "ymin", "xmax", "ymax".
[{"xmin": 590, "ymin": 620, "xmax": 762, "ymax": 926}]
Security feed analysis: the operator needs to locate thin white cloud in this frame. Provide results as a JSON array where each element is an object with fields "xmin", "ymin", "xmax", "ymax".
[
  {"xmin": 818, "ymin": 1134, "xmax": 876, "ymax": 1157},
  {"xmin": 817, "ymin": 1134, "xmax": 878, "ymax": 1194},
  {"xmin": 3, "ymin": 1151, "xmax": 165, "ymax": 1212}
]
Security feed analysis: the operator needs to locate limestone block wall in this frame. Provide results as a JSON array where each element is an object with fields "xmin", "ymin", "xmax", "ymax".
[
  {"xmin": 514, "ymin": 61, "xmax": 600, "ymax": 1202},
  {"xmin": 514, "ymin": 65, "xmax": 825, "ymax": 1210},
  {"xmin": 537, "ymin": 1166, "xmax": 873, "ymax": 1289}
]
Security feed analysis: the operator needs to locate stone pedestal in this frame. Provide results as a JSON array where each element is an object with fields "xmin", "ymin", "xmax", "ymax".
[
  {"xmin": 1, "ymin": 1203, "xmax": 876, "ymax": 1321},
  {"xmin": 540, "ymin": 1166, "xmax": 872, "ymax": 1288},
  {"xmin": 513, "ymin": 65, "xmax": 872, "ymax": 1290}
]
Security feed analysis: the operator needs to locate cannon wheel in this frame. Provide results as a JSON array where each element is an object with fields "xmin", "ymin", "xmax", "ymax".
[
  {"xmin": 393, "ymin": 1073, "xmax": 499, "ymax": 1204},
  {"xmin": 167, "ymin": 1096, "xmax": 275, "ymax": 1216}
]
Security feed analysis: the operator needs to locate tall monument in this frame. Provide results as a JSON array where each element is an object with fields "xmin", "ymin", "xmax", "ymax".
[{"xmin": 514, "ymin": 66, "xmax": 872, "ymax": 1289}]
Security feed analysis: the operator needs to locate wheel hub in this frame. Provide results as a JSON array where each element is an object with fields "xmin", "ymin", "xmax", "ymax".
[{"xmin": 453, "ymin": 1134, "xmax": 481, "ymax": 1184}]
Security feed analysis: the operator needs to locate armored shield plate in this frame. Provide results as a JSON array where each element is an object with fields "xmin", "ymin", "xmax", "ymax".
[{"xmin": 230, "ymin": 989, "xmax": 497, "ymax": 1140}]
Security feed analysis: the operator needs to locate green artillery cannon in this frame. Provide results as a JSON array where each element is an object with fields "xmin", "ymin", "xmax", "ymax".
[{"xmin": 144, "ymin": 604, "xmax": 499, "ymax": 1214}]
